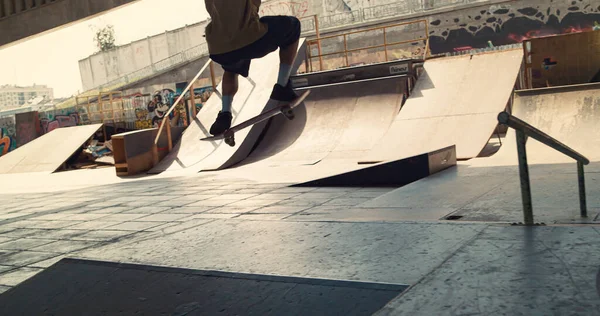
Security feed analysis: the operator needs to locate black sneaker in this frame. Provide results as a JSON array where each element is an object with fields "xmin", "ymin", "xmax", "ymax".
[
  {"xmin": 270, "ymin": 82, "xmax": 298, "ymax": 102},
  {"xmin": 210, "ymin": 111, "xmax": 232, "ymax": 135}
]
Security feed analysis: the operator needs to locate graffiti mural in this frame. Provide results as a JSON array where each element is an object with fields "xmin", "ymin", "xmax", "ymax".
[
  {"xmin": 193, "ymin": 87, "xmax": 213, "ymax": 114},
  {"xmin": 0, "ymin": 117, "xmax": 16, "ymax": 157},
  {"xmin": 125, "ymin": 88, "xmax": 180, "ymax": 129},
  {"xmin": 38, "ymin": 107, "xmax": 81, "ymax": 135},
  {"xmin": 125, "ymin": 89, "xmax": 175, "ymax": 129},
  {"xmin": 260, "ymin": 0, "xmax": 309, "ymax": 17},
  {"xmin": 428, "ymin": 0, "xmax": 600, "ymax": 54},
  {"xmin": 323, "ymin": 0, "xmax": 351, "ymax": 13},
  {"xmin": 123, "ymin": 83, "xmax": 214, "ymax": 130},
  {"xmin": 147, "ymin": 89, "xmax": 174, "ymax": 127}
]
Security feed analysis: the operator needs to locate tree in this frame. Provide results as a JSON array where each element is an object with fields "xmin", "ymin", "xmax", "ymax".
[{"xmin": 92, "ymin": 25, "xmax": 116, "ymax": 52}]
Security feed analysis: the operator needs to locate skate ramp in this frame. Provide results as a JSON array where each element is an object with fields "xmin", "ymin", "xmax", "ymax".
[
  {"xmin": 212, "ymin": 76, "xmax": 407, "ymax": 183},
  {"xmin": 209, "ymin": 76, "xmax": 455, "ymax": 185},
  {"xmin": 361, "ymin": 48, "xmax": 524, "ymax": 163},
  {"xmin": 148, "ymin": 40, "xmax": 306, "ymax": 174},
  {"xmin": 239, "ymin": 77, "xmax": 406, "ymax": 168},
  {"xmin": 0, "ymin": 124, "xmax": 102, "ymax": 174},
  {"xmin": 211, "ymin": 50, "xmax": 523, "ymax": 184},
  {"xmin": 470, "ymin": 82, "xmax": 600, "ymax": 167}
]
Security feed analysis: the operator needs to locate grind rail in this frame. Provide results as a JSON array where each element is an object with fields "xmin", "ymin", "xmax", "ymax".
[{"xmin": 497, "ymin": 111, "xmax": 589, "ymax": 225}]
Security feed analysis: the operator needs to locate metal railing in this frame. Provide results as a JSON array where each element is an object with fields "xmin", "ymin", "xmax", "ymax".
[
  {"xmin": 151, "ymin": 58, "xmax": 218, "ymax": 165},
  {"xmin": 305, "ymin": 19, "xmax": 429, "ymax": 72},
  {"xmin": 497, "ymin": 111, "xmax": 589, "ymax": 225}
]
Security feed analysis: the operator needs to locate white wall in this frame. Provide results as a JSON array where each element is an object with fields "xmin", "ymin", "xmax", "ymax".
[{"xmin": 79, "ymin": 21, "xmax": 208, "ymax": 91}]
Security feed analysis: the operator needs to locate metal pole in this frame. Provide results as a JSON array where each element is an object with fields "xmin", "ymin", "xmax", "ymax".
[
  {"xmin": 344, "ymin": 34, "xmax": 349, "ymax": 67},
  {"xmin": 314, "ymin": 15, "xmax": 323, "ymax": 71},
  {"xmin": 383, "ymin": 28, "xmax": 388, "ymax": 62},
  {"xmin": 577, "ymin": 161, "xmax": 588, "ymax": 217},
  {"xmin": 516, "ymin": 130, "xmax": 534, "ymax": 225},
  {"xmin": 209, "ymin": 61, "xmax": 217, "ymax": 91}
]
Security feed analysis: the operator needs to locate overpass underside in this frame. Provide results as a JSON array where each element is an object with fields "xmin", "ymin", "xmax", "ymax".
[{"xmin": 0, "ymin": 0, "xmax": 139, "ymax": 48}]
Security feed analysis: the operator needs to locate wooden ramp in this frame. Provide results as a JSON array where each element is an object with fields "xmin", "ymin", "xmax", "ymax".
[
  {"xmin": 147, "ymin": 40, "xmax": 307, "ymax": 174},
  {"xmin": 361, "ymin": 48, "xmax": 524, "ymax": 162},
  {"xmin": 470, "ymin": 82, "xmax": 600, "ymax": 167},
  {"xmin": 0, "ymin": 124, "xmax": 102, "ymax": 174},
  {"xmin": 208, "ymin": 49, "xmax": 523, "ymax": 185}
]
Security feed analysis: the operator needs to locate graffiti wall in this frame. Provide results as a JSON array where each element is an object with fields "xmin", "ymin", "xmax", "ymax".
[
  {"xmin": 428, "ymin": 0, "xmax": 600, "ymax": 54},
  {"xmin": 124, "ymin": 84, "xmax": 214, "ymax": 130},
  {"xmin": 260, "ymin": 0, "xmax": 310, "ymax": 17},
  {"xmin": 124, "ymin": 88, "xmax": 175, "ymax": 129},
  {"xmin": 38, "ymin": 107, "xmax": 82, "ymax": 135},
  {"xmin": 0, "ymin": 117, "xmax": 16, "ymax": 157}
]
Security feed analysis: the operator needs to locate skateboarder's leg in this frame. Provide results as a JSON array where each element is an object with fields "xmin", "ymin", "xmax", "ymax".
[
  {"xmin": 209, "ymin": 70, "xmax": 238, "ymax": 135},
  {"xmin": 207, "ymin": 16, "xmax": 300, "ymax": 135},
  {"xmin": 207, "ymin": 56, "xmax": 249, "ymax": 135},
  {"xmin": 259, "ymin": 16, "xmax": 302, "ymax": 102}
]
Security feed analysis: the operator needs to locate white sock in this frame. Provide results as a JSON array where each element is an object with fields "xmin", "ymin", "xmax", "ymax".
[
  {"xmin": 277, "ymin": 63, "xmax": 292, "ymax": 86},
  {"xmin": 222, "ymin": 95, "xmax": 233, "ymax": 112}
]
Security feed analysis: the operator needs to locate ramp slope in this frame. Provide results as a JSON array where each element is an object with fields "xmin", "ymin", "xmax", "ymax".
[
  {"xmin": 211, "ymin": 49, "xmax": 523, "ymax": 184},
  {"xmin": 209, "ymin": 76, "xmax": 408, "ymax": 183},
  {"xmin": 0, "ymin": 124, "xmax": 102, "ymax": 174},
  {"xmin": 471, "ymin": 82, "xmax": 600, "ymax": 166},
  {"xmin": 148, "ymin": 40, "xmax": 306, "ymax": 174},
  {"xmin": 239, "ymin": 77, "xmax": 406, "ymax": 168},
  {"xmin": 361, "ymin": 48, "xmax": 523, "ymax": 162}
]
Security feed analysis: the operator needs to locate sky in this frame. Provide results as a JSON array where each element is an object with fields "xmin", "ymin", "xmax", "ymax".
[{"xmin": 0, "ymin": 0, "xmax": 209, "ymax": 98}]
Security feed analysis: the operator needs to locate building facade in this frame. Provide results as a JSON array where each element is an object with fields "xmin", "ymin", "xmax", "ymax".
[{"xmin": 0, "ymin": 84, "xmax": 54, "ymax": 109}]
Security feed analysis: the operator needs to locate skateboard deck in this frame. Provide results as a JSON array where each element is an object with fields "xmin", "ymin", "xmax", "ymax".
[{"xmin": 201, "ymin": 90, "xmax": 310, "ymax": 147}]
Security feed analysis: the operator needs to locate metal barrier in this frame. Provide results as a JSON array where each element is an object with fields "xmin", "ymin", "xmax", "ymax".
[
  {"xmin": 497, "ymin": 111, "xmax": 589, "ymax": 225},
  {"xmin": 151, "ymin": 58, "xmax": 218, "ymax": 165},
  {"xmin": 305, "ymin": 19, "xmax": 429, "ymax": 72}
]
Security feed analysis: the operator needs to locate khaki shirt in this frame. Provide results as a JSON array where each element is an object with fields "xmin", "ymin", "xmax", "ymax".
[{"xmin": 204, "ymin": 0, "xmax": 268, "ymax": 55}]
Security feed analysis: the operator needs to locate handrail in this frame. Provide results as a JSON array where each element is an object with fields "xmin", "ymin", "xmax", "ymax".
[
  {"xmin": 497, "ymin": 112, "xmax": 590, "ymax": 165},
  {"xmin": 151, "ymin": 58, "xmax": 216, "ymax": 164},
  {"xmin": 305, "ymin": 19, "xmax": 429, "ymax": 72},
  {"xmin": 497, "ymin": 111, "xmax": 589, "ymax": 225}
]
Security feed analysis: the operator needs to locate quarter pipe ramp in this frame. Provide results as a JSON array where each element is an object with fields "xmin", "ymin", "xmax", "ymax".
[
  {"xmin": 147, "ymin": 40, "xmax": 307, "ymax": 174},
  {"xmin": 211, "ymin": 49, "xmax": 524, "ymax": 184},
  {"xmin": 0, "ymin": 124, "xmax": 102, "ymax": 174},
  {"xmin": 470, "ymin": 82, "xmax": 600, "ymax": 166},
  {"xmin": 361, "ymin": 48, "xmax": 524, "ymax": 163}
]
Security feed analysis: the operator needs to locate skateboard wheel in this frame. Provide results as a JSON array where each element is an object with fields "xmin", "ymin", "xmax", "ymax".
[
  {"xmin": 225, "ymin": 136, "xmax": 235, "ymax": 147},
  {"xmin": 281, "ymin": 107, "xmax": 294, "ymax": 120}
]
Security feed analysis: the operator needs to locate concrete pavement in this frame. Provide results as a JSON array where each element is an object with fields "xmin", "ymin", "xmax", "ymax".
[{"xmin": 0, "ymin": 162, "xmax": 598, "ymax": 315}]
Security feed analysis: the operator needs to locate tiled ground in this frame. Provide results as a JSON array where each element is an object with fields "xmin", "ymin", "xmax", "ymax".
[
  {"xmin": 0, "ymin": 174, "xmax": 598, "ymax": 314},
  {"xmin": 0, "ymin": 177, "xmax": 398, "ymax": 292}
]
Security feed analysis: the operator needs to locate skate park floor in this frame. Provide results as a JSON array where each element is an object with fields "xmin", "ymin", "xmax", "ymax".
[{"xmin": 0, "ymin": 154, "xmax": 598, "ymax": 315}]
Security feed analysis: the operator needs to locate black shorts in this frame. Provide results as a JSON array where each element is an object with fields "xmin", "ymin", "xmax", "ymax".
[{"xmin": 209, "ymin": 16, "xmax": 301, "ymax": 77}]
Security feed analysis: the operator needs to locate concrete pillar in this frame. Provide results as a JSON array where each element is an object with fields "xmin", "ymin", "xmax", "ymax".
[{"xmin": 147, "ymin": 36, "xmax": 153, "ymax": 65}]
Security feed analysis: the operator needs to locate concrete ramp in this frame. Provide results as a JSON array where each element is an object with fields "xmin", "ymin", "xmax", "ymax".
[
  {"xmin": 471, "ymin": 82, "xmax": 600, "ymax": 166},
  {"xmin": 0, "ymin": 124, "xmax": 102, "ymax": 174},
  {"xmin": 148, "ymin": 40, "xmax": 306, "ymax": 174},
  {"xmin": 361, "ymin": 48, "xmax": 523, "ymax": 162}
]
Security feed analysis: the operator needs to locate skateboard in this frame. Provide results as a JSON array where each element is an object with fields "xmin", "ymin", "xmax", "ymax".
[{"xmin": 201, "ymin": 90, "xmax": 311, "ymax": 147}]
